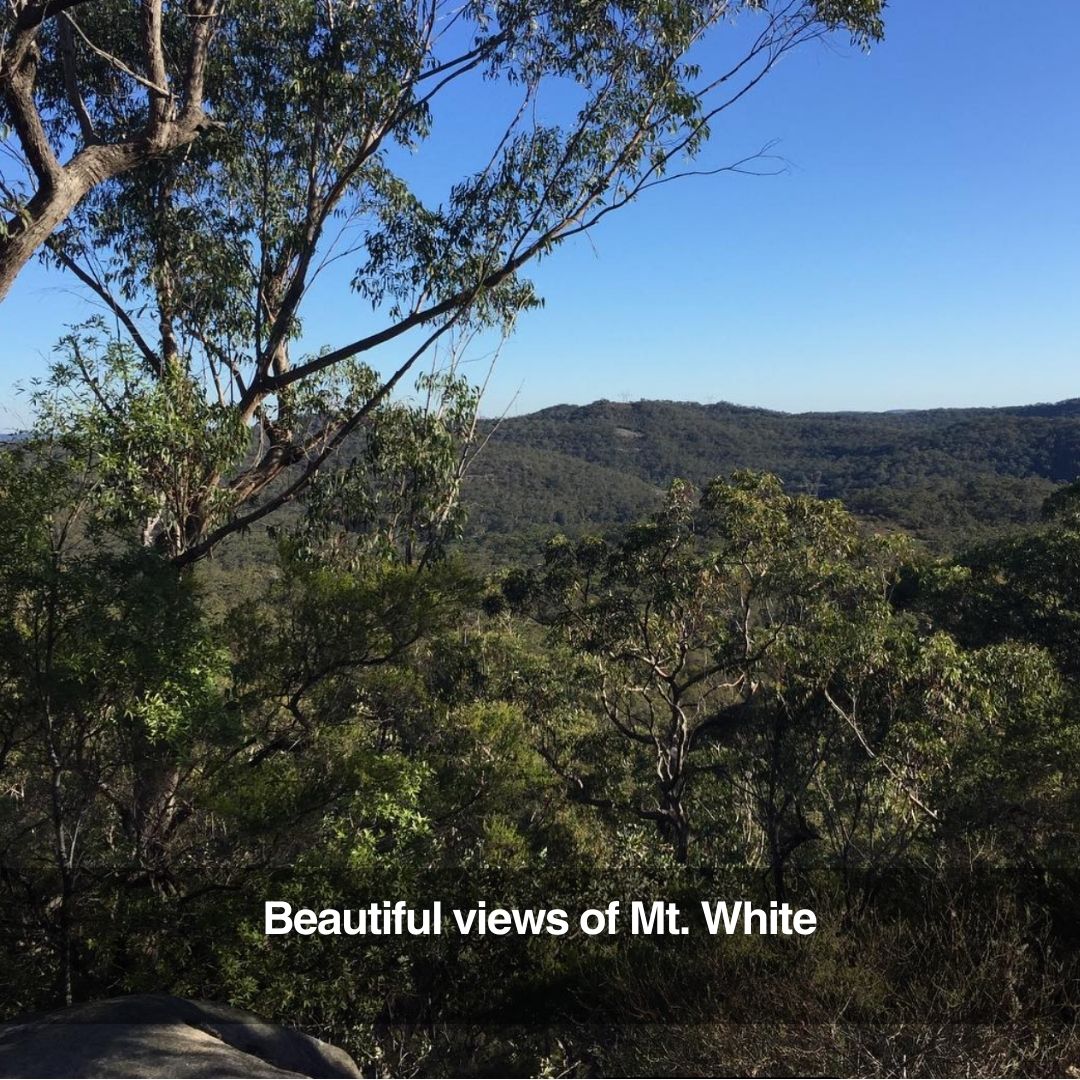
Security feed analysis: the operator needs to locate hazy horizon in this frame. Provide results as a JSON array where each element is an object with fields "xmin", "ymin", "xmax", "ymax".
[
  {"xmin": 475, "ymin": 393, "xmax": 1080, "ymax": 422},
  {"xmin": 5, "ymin": 390, "xmax": 1080, "ymax": 434}
]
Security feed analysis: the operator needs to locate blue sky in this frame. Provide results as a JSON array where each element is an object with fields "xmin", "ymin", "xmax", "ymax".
[{"xmin": 2, "ymin": 0, "xmax": 1078, "ymax": 425}]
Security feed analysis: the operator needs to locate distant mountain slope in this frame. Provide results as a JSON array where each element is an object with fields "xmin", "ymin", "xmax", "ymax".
[
  {"xmin": 462, "ymin": 399, "xmax": 1080, "ymax": 552},
  {"xmin": 462, "ymin": 442, "xmax": 662, "ymax": 563}
]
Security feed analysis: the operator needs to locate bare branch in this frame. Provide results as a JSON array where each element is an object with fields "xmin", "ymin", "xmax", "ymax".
[{"xmin": 48, "ymin": 242, "xmax": 162, "ymax": 374}]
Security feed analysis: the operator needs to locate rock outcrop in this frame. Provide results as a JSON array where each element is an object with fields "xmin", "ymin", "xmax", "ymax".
[{"xmin": 0, "ymin": 994, "xmax": 361, "ymax": 1078}]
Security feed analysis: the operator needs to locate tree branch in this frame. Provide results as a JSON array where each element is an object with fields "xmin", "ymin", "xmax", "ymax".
[{"xmin": 49, "ymin": 243, "xmax": 162, "ymax": 374}]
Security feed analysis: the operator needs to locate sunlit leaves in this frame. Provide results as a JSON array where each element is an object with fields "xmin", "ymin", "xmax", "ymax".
[{"xmin": 32, "ymin": 321, "xmax": 249, "ymax": 551}]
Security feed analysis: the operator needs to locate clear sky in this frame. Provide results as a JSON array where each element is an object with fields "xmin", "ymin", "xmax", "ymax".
[{"xmin": 1, "ymin": 0, "xmax": 1078, "ymax": 426}]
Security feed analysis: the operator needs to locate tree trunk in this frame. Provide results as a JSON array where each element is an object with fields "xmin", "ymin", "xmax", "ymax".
[
  {"xmin": 0, "ymin": 125, "xmax": 211, "ymax": 304},
  {"xmin": 0, "ymin": 183, "xmax": 82, "ymax": 303}
]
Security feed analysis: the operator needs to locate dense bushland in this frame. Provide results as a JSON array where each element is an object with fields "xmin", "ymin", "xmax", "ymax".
[{"xmin": 3, "ymin": 383, "xmax": 1080, "ymax": 1074}]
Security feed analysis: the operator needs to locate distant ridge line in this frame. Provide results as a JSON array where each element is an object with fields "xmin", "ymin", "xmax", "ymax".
[{"xmin": 482, "ymin": 397, "xmax": 1080, "ymax": 423}]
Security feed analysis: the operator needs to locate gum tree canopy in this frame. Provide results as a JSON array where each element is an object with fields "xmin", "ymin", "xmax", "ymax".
[{"xmin": 4, "ymin": 0, "xmax": 884, "ymax": 561}]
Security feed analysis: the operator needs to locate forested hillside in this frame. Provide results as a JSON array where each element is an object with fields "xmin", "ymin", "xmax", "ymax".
[{"xmin": 464, "ymin": 398, "xmax": 1080, "ymax": 551}]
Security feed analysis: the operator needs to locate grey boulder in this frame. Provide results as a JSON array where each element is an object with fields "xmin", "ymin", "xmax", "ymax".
[{"xmin": 0, "ymin": 994, "xmax": 361, "ymax": 1078}]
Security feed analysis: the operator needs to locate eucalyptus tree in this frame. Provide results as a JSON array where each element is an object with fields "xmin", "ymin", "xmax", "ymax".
[
  {"xmin": 505, "ymin": 472, "xmax": 1064, "ymax": 877},
  {"xmin": 0, "ymin": 0, "xmax": 220, "ymax": 298},
  {"xmin": 0, "ymin": 376, "xmax": 488, "ymax": 1009},
  {"xmin": 24, "ymin": 0, "xmax": 884, "ymax": 562},
  {"xmin": 0, "ymin": 445, "xmax": 232, "ymax": 1005},
  {"xmin": 502, "ymin": 472, "xmax": 907, "ymax": 864}
]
